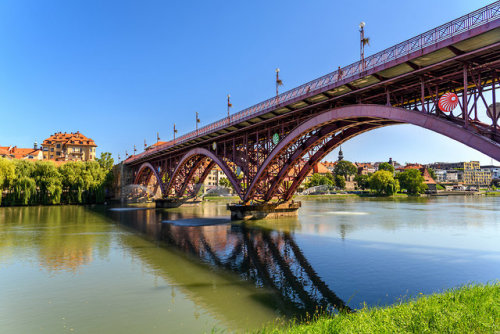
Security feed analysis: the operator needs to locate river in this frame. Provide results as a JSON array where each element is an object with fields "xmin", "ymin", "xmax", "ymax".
[{"xmin": 1, "ymin": 196, "xmax": 499, "ymax": 333}]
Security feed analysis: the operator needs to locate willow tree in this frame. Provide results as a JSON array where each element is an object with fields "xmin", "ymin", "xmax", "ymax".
[
  {"xmin": 10, "ymin": 160, "xmax": 37, "ymax": 205},
  {"xmin": 59, "ymin": 162, "xmax": 86, "ymax": 203},
  {"xmin": 32, "ymin": 161, "xmax": 62, "ymax": 205},
  {"xmin": 0, "ymin": 158, "xmax": 15, "ymax": 206}
]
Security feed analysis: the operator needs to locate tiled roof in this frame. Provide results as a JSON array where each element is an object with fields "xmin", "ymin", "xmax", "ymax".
[
  {"xmin": 42, "ymin": 131, "xmax": 97, "ymax": 147},
  {"xmin": 312, "ymin": 162, "xmax": 332, "ymax": 174},
  {"xmin": 0, "ymin": 146, "xmax": 43, "ymax": 159}
]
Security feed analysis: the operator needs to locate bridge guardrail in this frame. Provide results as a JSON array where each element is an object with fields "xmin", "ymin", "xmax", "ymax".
[{"xmin": 128, "ymin": 1, "xmax": 500, "ymax": 164}]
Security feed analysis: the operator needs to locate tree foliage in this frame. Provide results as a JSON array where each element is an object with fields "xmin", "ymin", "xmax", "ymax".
[
  {"xmin": 354, "ymin": 174, "xmax": 370, "ymax": 190},
  {"xmin": 397, "ymin": 169, "xmax": 428, "ymax": 195},
  {"xmin": 334, "ymin": 175, "xmax": 346, "ymax": 189},
  {"xmin": 378, "ymin": 162, "xmax": 395, "ymax": 173},
  {"xmin": 305, "ymin": 173, "xmax": 334, "ymax": 188},
  {"xmin": 369, "ymin": 170, "xmax": 399, "ymax": 196},
  {"xmin": 333, "ymin": 160, "xmax": 357, "ymax": 178},
  {"xmin": 219, "ymin": 177, "xmax": 232, "ymax": 188},
  {"xmin": 428, "ymin": 168, "xmax": 437, "ymax": 180},
  {"xmin": 0, "ymin": 153, "xmax": 114, "ymax": 206}
]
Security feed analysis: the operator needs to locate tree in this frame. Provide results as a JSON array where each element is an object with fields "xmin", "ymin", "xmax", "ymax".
[
  {"xmin": 369, "ymin": 170, "xmax": 399, "ymax": 196},
  {"xmin": 378, "ymin": 162, "xmax": 395, "ymax": 173},
  {"xmin": 11, "ymin": 176, "xmax": 36, "ymax": 205},
  {"xmin": 97, "ymin": 152, "xmax": 114, "ymax": 171},
  {"xmin": 354, "ymin": 174, "xmax": 370, "ymax": 190},
  {"xmin": 397, "ymin": 169, "xmax": 427, "ymax": 195},
  {"xmin": 32, "ymin": 161, "xmax": 62, "ymax": 204},
  {"xmin": 0, "ymin": 158, "xmax": 15, "ymax": 206},
  {"xmin": 334, "ymin": 160, "xmax": 357, "ymax": 178},
  {"xmin": 219, "ymin": 177, "xmax": 232, "ymax": 188},
  {"xmin": 335, "ymin": 175, "xmax": 346, "ymax": 189},
  {"xmin": 306, "ymin": 173, "xmax": 334, "ymax": 188},
  {"xmin": 428, "ymin": 168, "xmax": 437, "ymax": 180}
]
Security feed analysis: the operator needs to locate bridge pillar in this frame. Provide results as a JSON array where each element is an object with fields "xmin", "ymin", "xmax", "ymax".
[
  {"xmin": 155, "ymin": 198, "xmax": 201, "ymax": 208},
  {"xmin": 226, "ymin": 201, "xmax": 301, "ymax": 220}
]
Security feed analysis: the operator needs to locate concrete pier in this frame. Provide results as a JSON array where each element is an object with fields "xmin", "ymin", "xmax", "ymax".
[
  {"xmin": 155, "ymin": 198, "xmax": 201, "ymax": 208},
  {"xmin": 227, "ymin": 201, "xmax": 301, "ymax": 220}
]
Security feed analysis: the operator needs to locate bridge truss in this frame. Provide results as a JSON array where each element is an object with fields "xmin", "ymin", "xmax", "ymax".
[{"xmin": 126, "ymin": 2, "xmax": 500, "ymax": 204}]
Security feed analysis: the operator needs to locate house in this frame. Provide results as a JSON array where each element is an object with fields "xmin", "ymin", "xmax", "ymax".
[
  {"xmin": 42, "ymin": 131, "xmax": 97, "ymax": 162},
  {"xmin": 356, "ymin": 162, "xmax": 376, "ymax": 175},
  {"xmin": 0, "ymin": 143, "xmax": 43, "ymax": 160}
]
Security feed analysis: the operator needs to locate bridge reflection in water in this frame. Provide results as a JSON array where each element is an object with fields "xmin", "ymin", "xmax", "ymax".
[{"xmin": 102, "ymin": 207, "xmax": 349, "ymax": 316}]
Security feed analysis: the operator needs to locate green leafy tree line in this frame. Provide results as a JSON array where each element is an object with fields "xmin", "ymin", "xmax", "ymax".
[{"xmin": 0, "ymin": 153, "xmax": 114, "ymax": 206}]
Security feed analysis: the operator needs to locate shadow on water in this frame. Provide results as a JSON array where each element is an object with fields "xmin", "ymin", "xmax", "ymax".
[{"xmin": 92, "ymin": 205, "xmax": 350, "ymax": 318}]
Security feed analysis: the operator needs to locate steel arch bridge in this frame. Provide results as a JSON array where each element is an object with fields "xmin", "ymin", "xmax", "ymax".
[{"xmin": 125, "ymin": 2, "xmax": 500, "ymax": 206}]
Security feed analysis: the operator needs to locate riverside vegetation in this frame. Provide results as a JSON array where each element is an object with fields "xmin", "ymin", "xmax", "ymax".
[
  {"xmin": 258, "ymin": 283, "xmax": 500, "ymax": 334},
  {"xmin": 304, "ymin": 161, "xmax": 429, "ymax": 196},
  {"xmin": 0, "ymin": 153, "xmax": 113, "ymax": 206}
]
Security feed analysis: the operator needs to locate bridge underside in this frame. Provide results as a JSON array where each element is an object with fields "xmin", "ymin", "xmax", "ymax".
[
  {"xmin": 132, "ymin": 104, "xmax": 500, "ymax": 205},
  {"xmin": 127, "ymin": 8, "xmax": 500, "ymax": 210}
]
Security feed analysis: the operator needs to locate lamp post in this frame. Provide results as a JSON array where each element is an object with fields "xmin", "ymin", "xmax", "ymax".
[
  {"xmin": 173, "ymin": 124, "xmax": 178, "ymax": 143},
  {"xmin": 276, "ymin": 68, "xmax": 283, "ymax": 97},
  {"xmin": 196, "ymin": 112, "xmax": 200, "ymax": 133},
  {"xmin": 359, "ymin": 21, "xmax": 369, "ymax": 71},
  {"xmin": 227, "ymin": 94, "xmax": 232, "ymax": 118}
]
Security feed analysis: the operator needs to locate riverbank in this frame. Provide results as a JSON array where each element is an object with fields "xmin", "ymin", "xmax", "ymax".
[{"xmin": 258, "ymin": 283, "xmax": 500, "ymax": 334}]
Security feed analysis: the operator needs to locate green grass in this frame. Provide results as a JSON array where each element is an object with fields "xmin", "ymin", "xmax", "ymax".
[
  {"xmin": 484, "ymin": 191, "xmax": 500, "ymax": 196},
  {"xmin": 257, "ymin": 283, "xmax": 500, "ymax": 334}
]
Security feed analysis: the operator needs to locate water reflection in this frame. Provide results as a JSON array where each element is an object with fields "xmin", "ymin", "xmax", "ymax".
[
  {"xmin": 100, "ymin": 207, "xmax": 349, "ymax": 315},
  {"xmin": 0, "ymin": 206, "xmax": 111, "ymax": 274}
]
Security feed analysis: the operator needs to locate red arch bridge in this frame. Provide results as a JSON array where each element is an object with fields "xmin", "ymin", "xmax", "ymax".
[{"xmin": 123, "ymin": 2, "xmax": 500, "ymax": 218}]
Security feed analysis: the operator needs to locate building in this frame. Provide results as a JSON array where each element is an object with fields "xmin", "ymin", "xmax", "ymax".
[
  {"xmin": 322, "ymin": 161, "xmax": 337, "ymax": 173},
  {"xmin": 462, "ymin": 162, "xmax": 491, "ymax": 186},
  {"xmin": 434, "ymin": 169, "xmax": 447, "ymax": 183},
  {"xmin": 0, "ymin": 143, "xmax": 43, "ymax": 160},
  {"xmin": 427, "ymin": 162, "xmax": 464, "ymax": 170},
  {"xmin": 203, "ymin": 166, "xmax": 228, "ymax": 189},
  {"xmin": 481, "ymin": 165, "xmax": 500, "ymax": 181},
  {"xmin": 42, "ymin": 131, "xmax": 97, "ymax": 162},
  {"xmin": 356, "ymin": 162, "xmax": 376, "ymax": 175}
]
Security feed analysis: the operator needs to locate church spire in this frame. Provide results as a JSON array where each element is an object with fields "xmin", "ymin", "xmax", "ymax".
[{"xmin": 338, "ymin": 146, "xmax": 344, "ymax": 161}]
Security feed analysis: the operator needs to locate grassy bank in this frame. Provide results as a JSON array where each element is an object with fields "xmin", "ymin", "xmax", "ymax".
[{"xmin": 258, "ymin": 283, "xmax": 499, "ymax": 334}]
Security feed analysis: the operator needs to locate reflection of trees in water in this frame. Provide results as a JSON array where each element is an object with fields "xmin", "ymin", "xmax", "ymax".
[
  {"xmin": 107, "ymin": 208, "xmax": 349, "ymax": 315},
  {"xmin": 0, "ymin": 206, "xmax": 111, "ymax": 274}
]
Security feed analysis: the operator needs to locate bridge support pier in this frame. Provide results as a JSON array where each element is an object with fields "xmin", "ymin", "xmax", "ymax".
[
  {"xmin": 227, "ymin": 201, "xmax": 301, "ymax": 220},
  {"xmin": 155, "ymin": 198, "xmax": 201, "ymax": 208}
]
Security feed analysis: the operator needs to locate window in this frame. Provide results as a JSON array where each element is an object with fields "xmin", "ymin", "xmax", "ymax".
[
  {"xmin": 56, "ymin": 144, "xmax": 61, "ymax": 148},
  {"xmin": 56, "ymin": 152, "xmax": 61, "ymax": 156},
  {"xmin": 50, "ymin": 155, "xmax": 54, "ymax": 159},
  {"xmin": 50, "ymin": 148, "xmax": 54, "ymax": 152}
]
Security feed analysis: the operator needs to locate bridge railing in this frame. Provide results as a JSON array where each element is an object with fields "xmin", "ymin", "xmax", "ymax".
[{"xmin": 128, "ymin": 1, "xmax": 500, "ymax": 163}]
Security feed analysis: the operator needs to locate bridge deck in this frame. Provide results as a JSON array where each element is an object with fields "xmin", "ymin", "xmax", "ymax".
[{"xmin": 126, "ymin": 2, "xmax": 500, "ymax": 166}]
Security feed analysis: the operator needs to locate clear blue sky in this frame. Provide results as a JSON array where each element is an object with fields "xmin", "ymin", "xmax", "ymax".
[{"xmin": 0, "ymin": 0, "xmax": 498, "ymax": 165}]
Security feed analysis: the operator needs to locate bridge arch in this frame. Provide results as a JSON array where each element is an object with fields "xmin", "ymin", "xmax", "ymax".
[
  {"xmin": 166, "ymin": 147, "xmax": 242, "ymax": 198},
  {"xmin": 245, "ymin": 104, "xmax": 500, "ymax": 202},
  {"xmin": 133, "ymin": 162, "xmax": 165, "ymax": 196}
]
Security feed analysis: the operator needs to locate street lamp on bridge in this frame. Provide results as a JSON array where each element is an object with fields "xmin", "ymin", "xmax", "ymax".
[
  {"xmin": 173, "ymin": 123, "xmax": 178, "ymax": 143},
  {"xmin": 276, "ymin": 68, "xmax": 283, "ymax": 97},
  {"xmin": 196, "ymin": 112, "xmax": 200, "ymax": 133},
  {"xmin": 227, "ymin": 94, "xmax": 232, "ymax": 118},
  {"xmin": 359, "ymin": 21, "xmax": 370, "ymax": 71}
]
